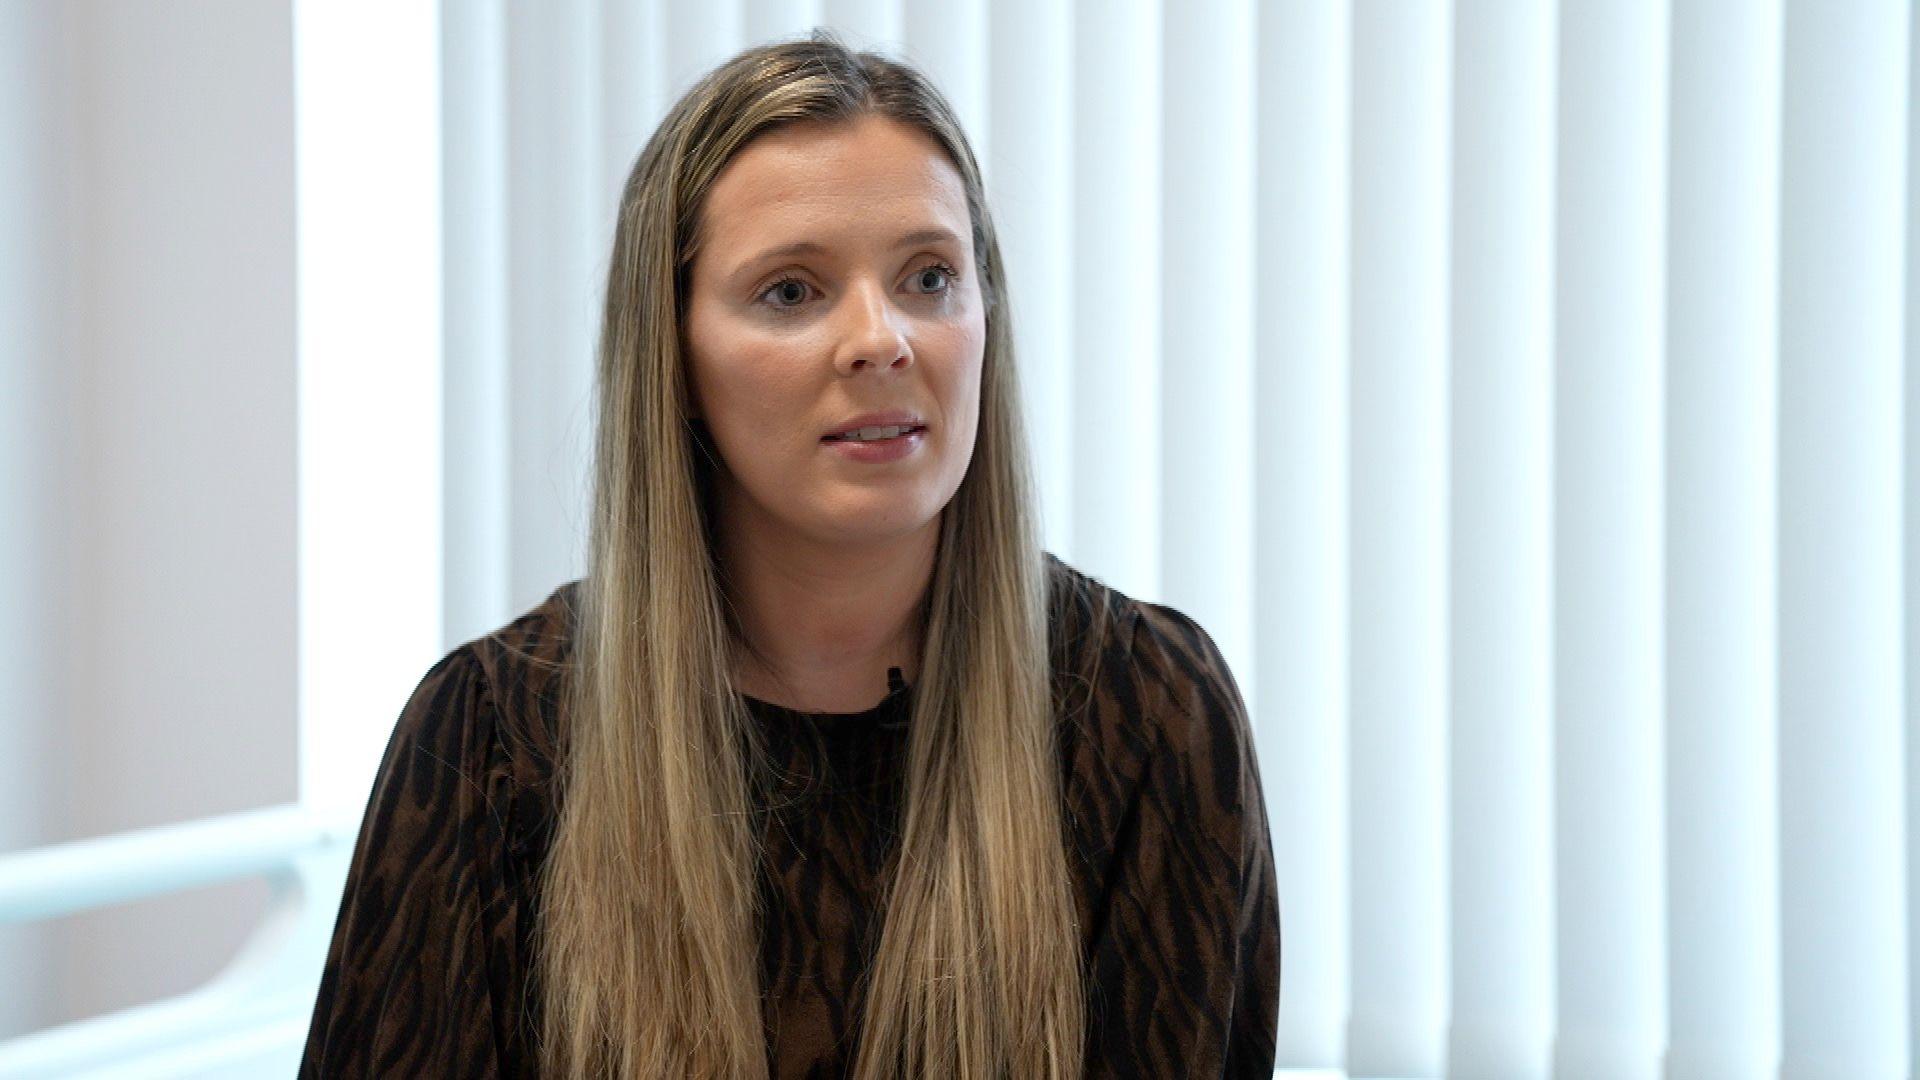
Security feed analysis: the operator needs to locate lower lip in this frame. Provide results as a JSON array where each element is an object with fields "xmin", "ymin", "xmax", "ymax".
[{"xmin": 821, "ymin": 428, "xmax": 926, "ymax": 463}]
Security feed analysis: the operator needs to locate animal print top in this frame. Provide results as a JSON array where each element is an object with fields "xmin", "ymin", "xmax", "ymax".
[{"xmin": 299, "ymin": 554, "xmax": 1280, "ymax": 1077}]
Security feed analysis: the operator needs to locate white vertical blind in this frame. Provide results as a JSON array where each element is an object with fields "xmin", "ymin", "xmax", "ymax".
[
  {"xmin": 441, "ymin": 0, "xmax": 512, "ymax": 651},
  {"xmin": 1553, "ymin": 2, "xmax": 1669, "ymax": 1076},
  {"xmin": 1778, "ymin": 2, "xmax": 1911, "ymax": 1076},
  {"xmin": 1254, "ymin": 0, "xmax": 1350, "ymax": 1068},
  {"xmin": 823, "ymin": 0, "xmax": 897, "ymax": 52},
  {"xmin": 1159, "ymin": 0, "xmax": 1256, "ymax": 706},
  {"xmin": 666, "ymin": 0, "xmax": 741, "ymax": 90},
  {"xmin": 600, "ymin": 0, "xmax": 666, "ymax": 221},
  {"xmin": 986, "ymin": 0, "xmax": 1074, "ymax": 553},
  {"xmin": 1447, "ymin": 1, "xmax": 1556, "ymax": 1076},
  {"xmin": 1069, "ymin": 0, "xmax": 1160, "ymax": 598},
  {"xmin": 501, "ymin": 1, "xmax": 598, "ymax": 618},
  {"xmin": 1664, "ymin": 3, "xmax": 1781, "ymax": 1078},
  {"xmin": 1346, "ymin": 2, "xmax": 1451, "ymax": 1074},
  {"xmin": 744, "ymin": 0, "xmax": 822, "ymax": 52},
  {"xmin": 900, "ymin": 0, "xmax": 988, "ymax": 176},
  {"xmin": 423, "ymin": 2, "xmax": 1920, "ymax": 1074},
  {"xmin": 1909, "ymin": 4, "xmax": 1920, "ymax": 1069}
]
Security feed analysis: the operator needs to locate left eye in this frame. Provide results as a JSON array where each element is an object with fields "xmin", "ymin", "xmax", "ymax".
[{"xmin": 910, "ymin": 263, "xmax": 957, "ymax": 294}]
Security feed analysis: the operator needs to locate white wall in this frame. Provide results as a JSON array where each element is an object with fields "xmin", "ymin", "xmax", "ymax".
[
  {"xmin": 0, "ymin": 0, "xmax": 75, "ymax": 1039},
  {"xmin": 0, "ymin": 0, "xmax": 298, "ymax": 1037}
]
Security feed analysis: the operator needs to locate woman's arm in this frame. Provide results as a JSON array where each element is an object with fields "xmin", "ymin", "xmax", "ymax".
[
  {"xmin": 1083, "ymin": 602, "xmax": 1281, "ymax": 1079},
  {"xmin": 1218, "ymin": 639, "xmax": 1282, "ymax": 1078},
  {"xmin": 300, "ymin": 646, "xmax": 518, "ymax": 1078}
]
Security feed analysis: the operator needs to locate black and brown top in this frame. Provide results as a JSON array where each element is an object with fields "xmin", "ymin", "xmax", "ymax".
[{"xmin": 299, "ymin": 554, "xmax": 1280, "ymax": 1078}]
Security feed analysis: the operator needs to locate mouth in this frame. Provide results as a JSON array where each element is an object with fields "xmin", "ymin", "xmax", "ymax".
[
  {"xmin": 820, "ymin": 423, "xmax": 929, "ymax": 444},
  {"xmin": 819, "ymin": 423, "xmax": 928, "ymax": 464}
]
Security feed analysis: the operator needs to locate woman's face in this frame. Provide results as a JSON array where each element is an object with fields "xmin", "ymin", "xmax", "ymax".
[{"xmin": 682, "ymin": 114, "xmax": 985, "ymax": 550}]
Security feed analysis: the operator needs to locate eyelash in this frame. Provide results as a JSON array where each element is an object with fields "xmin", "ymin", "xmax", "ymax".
[{"xmin": 758, "ymin": 261, "xmax": 960, "ymax": 314}]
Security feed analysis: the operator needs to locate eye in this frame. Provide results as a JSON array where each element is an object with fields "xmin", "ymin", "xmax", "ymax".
[
  {"xmin": 909, "ymin": 261, "xmax": 959, "ymax": 296},
  {"xmin": 758, "ymin": 274, "xmax": 814, "ymax": 313}
]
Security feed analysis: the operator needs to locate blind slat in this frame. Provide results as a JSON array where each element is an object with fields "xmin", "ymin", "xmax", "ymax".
[
  {"xmin": 821, "ymin": 0, "xmax": 898, "ymax": 51},
  {"xmin": 986, "ymin": 0, "xmax": 1074, "ymax": 554},
  {"xmin": 1346, "ymin": 1, "xmax": 1452, "ymax": 1073},
  {"xmin": 1552, "ymin": 3, "xmax": 1670, "ymax": 1077},
  {"xmin": 1068, "ymin": 0, "xmax": 1161, "ymax": 597},
  {"xmin": 1255, "ymin": 0, "xmax": 1351, "ymax": 1065},
  {"xmin": 1447, "ymin": 0, "xmax": 1557, "ymax": 1074},
  {"xmin": 440, "ymin": 0, "xmax": 512, "ymax": 652},
  {"xmin": 600, "ymin": 0, "xmax": 665, "ymax": 213},
  {"xmin": 1665, "ymin": 3, "xmax": 1783, "ymax": 1076},
  {"xmin": 1908, "ymin": 1, "xmax": 1920, "ymax": 1065},
  {"xmin": 1159, "ymin": 0, "xmax": 1256, "ymax": 703},
  {"xmin": 1777, "ymin": 1, "xmax": 1911, "ymax": 1074},
  {"xmin": 504, "ymin": 0, "xmax": 595, "ymax": 615},
  {"xmin": 901, "ymin": 0, "xmax": 989, "ymax": 179},
  {"xmin": 741, "ymin": 0, "xmax": 822, "ymax": 48}
]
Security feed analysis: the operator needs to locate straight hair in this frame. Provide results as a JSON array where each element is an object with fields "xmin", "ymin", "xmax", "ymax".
[{"xmin": 534, "ymin": 32, "xmax": 1092, "ymax": 1079}]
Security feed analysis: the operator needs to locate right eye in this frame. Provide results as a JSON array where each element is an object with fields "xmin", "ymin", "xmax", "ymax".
[{"xmin": 759, "ymin": 275, "xmax": 814, "ymax": 313}]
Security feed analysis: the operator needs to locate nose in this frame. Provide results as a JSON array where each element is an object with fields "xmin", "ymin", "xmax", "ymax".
[{"xmin": 832, "ymin": 277, "xmax": 912, "ymax": 376}]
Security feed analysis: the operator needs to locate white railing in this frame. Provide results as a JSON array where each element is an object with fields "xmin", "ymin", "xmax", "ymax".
[
  {"xmin": 0, "ymin": 810, "xmax": 1369, "ymax": 1079},
  {"xmin": 0, "ymin": 805, "xmax": 356, "ymax": 1079}
]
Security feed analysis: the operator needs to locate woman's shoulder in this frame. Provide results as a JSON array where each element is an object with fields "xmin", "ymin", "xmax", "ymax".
[
  {"xmin": 1042, "ymin": 552, "xmax": 1247, "ymax": 753},
  {"xmin": 1042, "ymin": 551, "xmax": 1137, "ymax": 665},
  {"xmin": 455, "ymin": 565, "xmax": 1246, "ymax": 775},
  {"xmin": 473, "ymin": 577, "xmax": 581, "ymax": 725},
  {"xmin": 465, "ymin": 579, "xmax": 581, "ymax": 697},
  {"xmin": 1042, "ymin": 552, "xmax": 1231, "ymax": 688},
  {"xmin": 304, "ymin": 595, "xmax": 575, "ymax": 1077}
]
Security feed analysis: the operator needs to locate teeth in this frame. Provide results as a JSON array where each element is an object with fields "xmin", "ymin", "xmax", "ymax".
[{"xmin": 835, "ymin": 424, "xmax": 916, "ymax": 441}]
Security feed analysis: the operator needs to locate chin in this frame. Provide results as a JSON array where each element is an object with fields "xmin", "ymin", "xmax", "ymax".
[{"xmin": 809, "ymin": 498, "xmax": 940, "ymax": 544}]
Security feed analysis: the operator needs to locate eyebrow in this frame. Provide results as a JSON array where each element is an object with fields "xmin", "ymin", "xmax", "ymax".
[{"xmin": 730, "ymin": 227, "xmax": 964, "ymax": 280}]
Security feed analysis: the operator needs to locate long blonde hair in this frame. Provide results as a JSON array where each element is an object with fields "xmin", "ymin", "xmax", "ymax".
[{"xmin": 535, "ymin": 32, "xmax": 1086, "ymax": 1078}]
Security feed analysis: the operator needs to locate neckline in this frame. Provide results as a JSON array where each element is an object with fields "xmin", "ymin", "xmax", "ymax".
[{"xmin": 740, "ymin": 670, "xmax": 912, "ymax": 729}]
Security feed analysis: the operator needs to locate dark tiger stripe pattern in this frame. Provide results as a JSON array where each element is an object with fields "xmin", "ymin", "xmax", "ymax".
[{"xmin": 300, "ymin": 553, "xmax": 1281, "ymax": 1078}]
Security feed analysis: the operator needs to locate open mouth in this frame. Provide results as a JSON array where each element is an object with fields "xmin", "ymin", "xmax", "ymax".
[{"xmin": 821, "ymin": 424, "xmax": 929, "ymax": 443}]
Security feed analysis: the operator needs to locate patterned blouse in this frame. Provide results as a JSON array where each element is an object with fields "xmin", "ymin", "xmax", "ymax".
[{"xmin": 299, "ymin": 554, "xmax": 1280, "ymax": 1077}]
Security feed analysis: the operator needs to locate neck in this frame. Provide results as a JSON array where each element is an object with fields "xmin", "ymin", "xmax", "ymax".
[{"xmin": 716, "ymin": 489, "xmax": 937, "ymax": 714}]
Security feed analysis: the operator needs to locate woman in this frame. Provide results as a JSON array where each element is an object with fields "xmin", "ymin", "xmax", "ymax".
[{"xmin": 301, "ymin": 32, "xmax": 1278, "ymax": 1079}]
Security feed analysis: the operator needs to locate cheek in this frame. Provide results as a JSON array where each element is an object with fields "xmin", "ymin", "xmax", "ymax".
[
  {"xmin": 920, "ymin": 331, "xmax": 985, "ymax": 485},
  {"xmin": 713, "ymin": 367, "xmax": 801, "ymax": 439},
  {"xmin": 942, "ymin": 325, "xmax": 986, "ymax": 424},
  {"xmin": 690, "ymin": 332, "xmax": 819, "ymax": 460},
  {"xmin": 689, "ymin": 314, "xmax": 759, "ymax": 415}
]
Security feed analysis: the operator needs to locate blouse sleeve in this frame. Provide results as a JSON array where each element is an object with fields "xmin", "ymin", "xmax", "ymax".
[
  {"xmin": 299, "ymin": 645, "xmax": 517, "ymax": 1079},
  {"xmin": 1085, "ymin": 603, "xmax": 1281, "ymax": 1079},
  {"xmin": 1205, "ymin": 629, "xmax": 1282, "ymax": 1079}
]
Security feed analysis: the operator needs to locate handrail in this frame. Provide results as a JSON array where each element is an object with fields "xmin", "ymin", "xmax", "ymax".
[
  {"xmin": 0, "ymin": 809, "xmax": 1342, "ymax": 1079},
  {"xmin": 0, "ymin": 803, "xmax": 358, "ymax": 924},
  {"xmin": 0, "ymin": 802, "xmax": 358, "ymax": 1078}
]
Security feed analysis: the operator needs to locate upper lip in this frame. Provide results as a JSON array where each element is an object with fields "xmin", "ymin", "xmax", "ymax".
[{"xmin": 822, "ymin": 410, "xmax": 928, "ymax": 438}]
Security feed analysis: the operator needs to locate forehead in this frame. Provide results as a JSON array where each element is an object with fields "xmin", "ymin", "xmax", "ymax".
[{"xmin": 696, "ymin": 115, "xmax": 972, "ymax": 259}]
